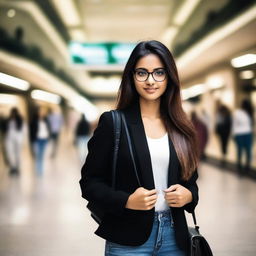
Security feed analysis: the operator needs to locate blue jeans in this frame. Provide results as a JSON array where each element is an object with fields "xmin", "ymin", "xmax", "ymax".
[
  {"xmin": 234, "ymin": 133, "xmax": 253, "ymax": 169},
  {"xmin": 105, "ymin": 210, "xmax": 186, "ymax": 256},
  {"xmin": 34, "ymin": 139, "xmax": 48, "ymax": 175}
]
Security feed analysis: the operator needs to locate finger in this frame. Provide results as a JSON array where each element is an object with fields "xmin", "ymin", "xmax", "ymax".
[
  {"xmin": 165, "ymin": 198, "xmax": 176, "ymax": 204},
  {"xmin": 164, "ymin": 184, "xmax": 180, "ymax": 193},
  {"xmin": 145, "ymin": 189, "xmax": 157, "ymax": 196},
  {"xmin": 164, "ymin": 193, "xmax": 177, "ymax": 200},
  {"xmin": 146, "ymin": 199, "xmax": 157, "ymax": 208},
  {"xmin": 146, "ymin": 194, "xmax": 158, "ymax": 201}
]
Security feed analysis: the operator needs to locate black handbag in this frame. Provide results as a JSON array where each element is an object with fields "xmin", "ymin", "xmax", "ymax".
[
  {"xmin": 188, "ymin": 211, "xmax": 213, "ymax": 256},
  {"xmin": 86, "ymin": 110, "xmax": 141, "ymax": 224}
]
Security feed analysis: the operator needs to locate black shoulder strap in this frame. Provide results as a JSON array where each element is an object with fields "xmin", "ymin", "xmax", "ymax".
[
  {"xmin": 192, "ymin": 211, "xmax": 200, "ymax": 231},
  {"xmin": 111, "ymin": 110, "xmax": 121, "ymax": 188},
  {"xmin": 120, "ymin": 112, "xmax": 142, "ymax": 187}
]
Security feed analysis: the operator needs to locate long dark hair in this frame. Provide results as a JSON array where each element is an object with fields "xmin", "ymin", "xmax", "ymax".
[
  {"xmin": 9, "ymin": 107, "xmax": 23, "ymax": 131},
  {"xmin": 116, "ymin": 40, "xmax": 199, "ymax": 180},
  {"xmin": 241, "ymin": 99, "xmax": 254, "ymax": 125}
]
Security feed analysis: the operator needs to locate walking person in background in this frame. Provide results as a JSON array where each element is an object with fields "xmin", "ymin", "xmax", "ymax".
[
  {"xmin": 215, "ymin": 102, "xmax": 232, "ymax": 166},
  {"xmin": 80, "ymin": 40, "xmax": 199, "ymax": 256},
  {"xmin": 48, "ymin": 108, "xmax": 63, "ymax": 158},
  {"xmin": 232, "ymin": 99, "xmax": 254, "ymax": 175},
  {"xmin": 75, "ymin": 114, "xmax": 90, "ymax": 163},
  {"xmin": 0, "ymin": 112, "xmax": 8, "ymax": 166},
  {"xmin": 4, "ymin": 108, "xmax": 25, "ymax": 175},
  {"xmin": 30, "ymin": 107, "xmax": 50, "ymax": 176},
  {"xmin": 191, "ymin": 111, "xmax": 208, "ymax": 160}
]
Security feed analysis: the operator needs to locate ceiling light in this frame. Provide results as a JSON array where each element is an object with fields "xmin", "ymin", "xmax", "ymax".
[
  {"xmin": 7, "ymin": 9, "xmax": 16, "ymax": 18},
  {"xmin": 31, "ymin": 90, "xmax": 61, "ymax": 104},
  {"xmin": 231, "ymin": 54, "xmax": 256, "ymax": 68},
  {"xmin": 0, "ymin": 72, "xmax": 30, "ymax": 91},
  {"xmin": 239, "ymin": 70, "xmax": 254, "ymax": 79},
  {"xmin": 52, "ymin": 0, "xmax": 81, "ymax": 27}
]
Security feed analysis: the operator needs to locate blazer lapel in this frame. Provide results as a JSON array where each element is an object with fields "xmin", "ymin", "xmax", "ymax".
[
  {"xmin": 123, "ymin": 102, "xmax": 155, "ymax": 190},
  {"xmin": 167, "ymin": 137, "xmax": 179, "ymax": 186},
  {"xmin": 123, "ymin": 101, "xmax": 180, "ymax": 190}
]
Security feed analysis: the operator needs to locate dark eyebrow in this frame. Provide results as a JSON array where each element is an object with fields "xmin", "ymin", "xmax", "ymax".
[{"xmin": 135, "ymin": 67, "xmax": 165, "ymax": 71}]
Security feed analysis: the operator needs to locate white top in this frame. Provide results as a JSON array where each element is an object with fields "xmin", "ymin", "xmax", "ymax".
[
  {"xmin": 37, "ymin": 120, "xmax": 49, "ymax": 139},
  {"xmin": 146, "ymin": 133, "xmax": 170, "ymax": 212},
  {"xmin": 48, "ymin": 113, "xmax": 63, "ymax": 133},
  {"xmin": 6, "ymin": 119, "xmax": 25, "ymax": 142},
  {"xmin": 232, "ymin": 109, "xmax": 252, "ymax": 135}
]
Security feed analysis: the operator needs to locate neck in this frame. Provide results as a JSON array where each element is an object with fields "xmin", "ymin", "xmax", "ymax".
[{"xmin": 139, "ymin": 98, "xmax": 161, "ymax": 119}]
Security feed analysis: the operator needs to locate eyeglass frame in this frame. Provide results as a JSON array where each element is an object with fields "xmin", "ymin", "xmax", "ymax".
[{"xmin": 133, "ymin": 68, "xmax": 167, "ymax": 82}]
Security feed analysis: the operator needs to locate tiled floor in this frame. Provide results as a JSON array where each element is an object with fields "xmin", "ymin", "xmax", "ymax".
[{"xmin": 0, "ymin": 132, "xmax": 255, "ymax": 256}]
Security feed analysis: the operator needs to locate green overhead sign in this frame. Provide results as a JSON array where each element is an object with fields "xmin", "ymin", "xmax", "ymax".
[{"xmin": 69, "ymin": 42, "xmax": 136, "ymax": 65}]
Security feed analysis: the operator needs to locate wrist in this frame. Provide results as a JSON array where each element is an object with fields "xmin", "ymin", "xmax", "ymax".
[
  {"xmin": 125, "ymin": 195, "xmax": 132, "ymax": 209},
  {"xmin": 187, "ymin": 190, "xmax": 193, "ymax": 203}
]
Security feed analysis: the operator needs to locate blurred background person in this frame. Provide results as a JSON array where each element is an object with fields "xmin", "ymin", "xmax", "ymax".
[
  {"xmin": 29, "ymin": 107, "xmax": 50, "ymax": 176},
  {"xmin": 191, "ymin": 111, "xmax": 209, "ymax": 160},
  {"xmin": 0, "ymin": 111, "xmax": 8, "ymax": 166},
  {"xmin": 75, "ymin": 114, "xmax": 90, "ymax": 164},
  {"xmin": 232, "ymin": 99, "xmax": 254, "ymax": 174},
  {"xmin": 4, "ymin": 108, "xmax": 25, "ymax": 175},
  {"xmin": 215, "ymin": 101, "xmax": 232, "ymax": 165},
  {"xmin": 48, "ymin": 108, "xmax": 63, "ymax": 158}
]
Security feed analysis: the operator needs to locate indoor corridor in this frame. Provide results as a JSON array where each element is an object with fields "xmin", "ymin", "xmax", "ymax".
[{"xmin": 0, "ymin": 131, "xmax": 255, "ymax": 256}]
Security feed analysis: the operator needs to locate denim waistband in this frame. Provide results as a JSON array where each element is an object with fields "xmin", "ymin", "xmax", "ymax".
[{"xmin": 154, "ymin": 210, "xmax": 171, "ymax": 221}]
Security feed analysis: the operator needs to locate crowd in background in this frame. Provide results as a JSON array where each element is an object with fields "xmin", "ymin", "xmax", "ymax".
[
  {"xmin": 192, "ymin": 98, "xmax": 255, "ymax": 175},
  {"xmin": 0, "ymin": 106, "xmax": 91, "ymax": 176},
  {"xmin": 0, "ymin": 99, "xmax": 255, "ymax": 177}
]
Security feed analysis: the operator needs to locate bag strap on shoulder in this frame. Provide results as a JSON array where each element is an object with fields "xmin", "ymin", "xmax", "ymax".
[
  {"xmin": 120, "ymin": 111, "xmax": 142, "ymax": 187},
  {"xmin": 111, "ymin": 110, "xmax": 121, "ymax": 188}
]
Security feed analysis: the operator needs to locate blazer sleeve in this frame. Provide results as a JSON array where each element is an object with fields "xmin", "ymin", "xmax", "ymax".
[
  {"xmin": 79, "ymin": 111, "xmax": 130, "ymax": 216},
  {"xmin": 182, "ymin": 169, "xmax": 199, "ymax": 213}
]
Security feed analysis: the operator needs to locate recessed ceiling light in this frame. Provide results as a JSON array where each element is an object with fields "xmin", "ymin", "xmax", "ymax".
[
  {"xmin": 239, "ymin": 70, "xmax": 254, "ymax": 79},
  {"xmin": 7, "ymin": 9, "xmax": 16, "ymax": 18},
  {"xmin": 0, "ymin": 72, "xmax": 30, "ymax": 91},
  {"xmin": 231, "ymin": 54, "xmax": 256, "ymax": 68},
  {"xmin": 31, "ymin": 90, "xmax": 61, "ymax": 104}
]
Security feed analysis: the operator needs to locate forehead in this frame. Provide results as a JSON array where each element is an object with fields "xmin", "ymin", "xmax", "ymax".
[{"xmin": 135, "ymin": 54, "xmax": 164, "ymax": 70}]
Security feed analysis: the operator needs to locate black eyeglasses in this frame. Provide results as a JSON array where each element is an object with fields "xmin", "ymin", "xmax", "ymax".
[{"xmin": 134, "ymin": 68, "xmax": 166, "ymax": 82}]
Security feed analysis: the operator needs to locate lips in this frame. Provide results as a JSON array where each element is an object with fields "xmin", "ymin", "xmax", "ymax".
[{"xmin": 144, "ymin": 88, "xmax": 158, "ymax": 94}]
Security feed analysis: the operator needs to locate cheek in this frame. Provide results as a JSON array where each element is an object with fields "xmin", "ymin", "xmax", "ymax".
[
  {"xmin": 134, "ymin": 81, "xmax": 143, "ymax": 93},
  {"xmin": 160, "ymin": 82, "xmax": 168, "ymax": 94}
]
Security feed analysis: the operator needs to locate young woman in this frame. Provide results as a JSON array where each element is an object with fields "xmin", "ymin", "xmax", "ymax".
[
  {"xmin": 30, "ymin": 107, "xmax": 50, "ymax": 175},
  {"xmin": 232, "ymin": 99, "xmax": 254, "ymax": 174},
  {"xmin": 4, "ymin": 108, "xmax": 25, "ymax": 175},
  {"xmin": 80, "ymin": 40, "xmax": 199, "ymax": 256}
]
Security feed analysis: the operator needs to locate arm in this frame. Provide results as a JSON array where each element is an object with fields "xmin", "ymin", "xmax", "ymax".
[{"xmin": 79, "ymin": 112, "xmax": 130, "ymax": 216}]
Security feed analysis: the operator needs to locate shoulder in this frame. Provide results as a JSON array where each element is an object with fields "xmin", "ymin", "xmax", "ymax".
[
  {"xmin": 94, "ymin": 111, "xmax": 114, "ymax": 134},
  {"xmin": 98, "ymin": 111, "xmax": 113, "ymax": 126}
]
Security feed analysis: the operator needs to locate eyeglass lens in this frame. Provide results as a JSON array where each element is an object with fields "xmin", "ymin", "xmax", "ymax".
[{"xmin": 134, "ymin": 69, "xmax": 166, "ymax": 82}]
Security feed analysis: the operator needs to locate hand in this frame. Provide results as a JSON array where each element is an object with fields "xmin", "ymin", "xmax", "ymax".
[
  {"xmin": 125, "ymin": 187, "xmax": 157, "ymax": 210},
  {"xmin": 164, "ymin": 184, "xmax": 192, "ymax": 208}
]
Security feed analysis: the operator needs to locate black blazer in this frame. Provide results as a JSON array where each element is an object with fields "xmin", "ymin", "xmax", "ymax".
[{"xmin": 79, "ymin": 102, "xmax": 199, "ymax": 253}]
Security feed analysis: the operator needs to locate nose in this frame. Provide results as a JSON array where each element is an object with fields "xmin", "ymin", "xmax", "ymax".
[{"xmin": 146, "ymin": 73, "xmax": 155, "ymax": 85}]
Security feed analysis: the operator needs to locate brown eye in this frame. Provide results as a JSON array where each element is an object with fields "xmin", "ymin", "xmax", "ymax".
[
  {"xmin": 154, "ymin": 69, "xmax": 165, "ymax": 77},
  {"xmin": 136, "ymin": 70, "xmax": 147, "ymax": 77}
]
